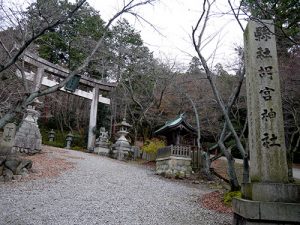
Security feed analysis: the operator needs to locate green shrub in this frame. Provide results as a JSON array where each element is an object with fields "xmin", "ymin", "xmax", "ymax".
[
  {"xmin": 223, "ymin": 191, "xmax": 242, "ymax": 206},
  {"xmin": 40, "ymin": 128, "xmax": 86, "ymax": 149},
  {"xmin": 142, "ymin": 138, "xmax": 165, "ymax": 154},
  {"xmin": 71, "ymin": 146, "xmax": 84, "ymax": 151},
  {"xmin": 43, "ymin": 140, "xmax": 65, "ymax": 148}
]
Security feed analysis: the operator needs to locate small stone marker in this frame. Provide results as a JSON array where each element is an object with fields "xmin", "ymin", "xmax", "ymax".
[
  {"xmin": 0, "ymin": 123, "xmax": 16, "ymax": 156},
  {"xmin": 244, "ymin": 20, "xmax": 288, "ymax": 183}
]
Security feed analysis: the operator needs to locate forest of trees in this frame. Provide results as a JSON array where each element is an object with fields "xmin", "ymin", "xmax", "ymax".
[{"xmin": 0, "ymin": 0, "xmax": 299, "ymax": 190}]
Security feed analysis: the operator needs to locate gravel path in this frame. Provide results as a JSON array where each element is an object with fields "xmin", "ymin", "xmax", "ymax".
[{"xmin": 0, "ymin": 149, "xmax": 231, "ymax": 225}]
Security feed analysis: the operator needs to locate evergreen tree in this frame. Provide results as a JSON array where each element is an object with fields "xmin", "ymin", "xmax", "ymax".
[
  {"xmin": 27, "ymin": 0, "xmax": 108, "ymax": 77},
  {"xmin": 242, "ymin": 0, "xmax": 300, "ymax": 55}
]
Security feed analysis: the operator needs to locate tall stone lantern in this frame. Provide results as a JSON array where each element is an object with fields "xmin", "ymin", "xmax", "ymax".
[
  {"xmin": 112, "ymin": 118, "xmax": 132, "ymax": 160},
  {"xmin": 13, "ymin": 67, "xmax": 44, "ymax": 155},
  {"xmin": 13, "ymin": 105, "xmax": 42, "ymax": 154}
]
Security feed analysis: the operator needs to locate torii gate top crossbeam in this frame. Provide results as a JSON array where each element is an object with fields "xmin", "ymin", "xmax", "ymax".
[{"xmin": 23, "ymin": 52, "xmax": 117, "ymax": 92}]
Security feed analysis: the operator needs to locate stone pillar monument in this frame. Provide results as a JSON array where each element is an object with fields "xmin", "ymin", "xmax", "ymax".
[
  {"xmin": 232, "ymin": 20, "xmax": 300, "ymax": 224},
  {"xmin": 245, "ymin": 21, "xmax": 288, "ymax": 183}
]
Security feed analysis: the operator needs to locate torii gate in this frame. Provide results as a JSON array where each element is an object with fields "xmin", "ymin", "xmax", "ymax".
[{"xmin": 21, "ymin": 52, "xmax": 116, "ymax": 151}]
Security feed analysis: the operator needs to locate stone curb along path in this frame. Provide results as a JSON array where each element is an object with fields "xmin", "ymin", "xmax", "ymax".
[{"xmin": 0, "ymin": 148, "xmax": 231, "ymax": 225}]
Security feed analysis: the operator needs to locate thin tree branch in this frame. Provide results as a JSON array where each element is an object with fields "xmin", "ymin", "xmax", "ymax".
[{"xmin": 0, "ymin": 0, "xmax": 87, "ymax": 73}]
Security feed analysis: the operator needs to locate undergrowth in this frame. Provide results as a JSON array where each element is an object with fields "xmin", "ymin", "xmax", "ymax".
[{"xmin": 223, "ymin": 191, "xmax": 242, "ymax": 206}]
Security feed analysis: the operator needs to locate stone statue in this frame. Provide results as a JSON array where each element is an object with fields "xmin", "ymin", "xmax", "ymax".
[
  {"xmin": 94, "ymin": 127, "xmax": 109, "ymax": 155},
  {"xmin": 98, "ymin": 127, "xmax": 109, "ymax": 143}
]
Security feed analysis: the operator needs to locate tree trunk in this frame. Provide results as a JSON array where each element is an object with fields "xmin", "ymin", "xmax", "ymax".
[
  {"xmin": 219, "ymin": 141, "xmax": 240, "ymax": 191},
  {"xmin": 0, "ymin": 111, "xmax": 16, "ymax": 128},
  {"xmin": 203, "ymin": 151, "xmax": 212, "ymax": 179}
]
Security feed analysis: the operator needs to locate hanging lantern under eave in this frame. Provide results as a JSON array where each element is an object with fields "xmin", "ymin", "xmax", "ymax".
[{"xmin": 64, "ymin": 74, "xmax": 81, "ymax": 92}]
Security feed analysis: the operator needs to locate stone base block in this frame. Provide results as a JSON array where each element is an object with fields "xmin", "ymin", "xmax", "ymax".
[
  {"xmin": 232, "ymin": 198, "xmax": 300, "ymax": 224},
  {"xmin": 242, "ymin": 183, "xmax": 300, "ymax": 203},
  {"xmin": 156, "ymin": 156, "xmax": 192, "ymax": 178},
  {"xmin": 112, "ymin": 149, "xmax": 130, "ymax": 160},
  {"xmin": 94, "ymin": 147, "xmax": 109, "ymax": 156}
]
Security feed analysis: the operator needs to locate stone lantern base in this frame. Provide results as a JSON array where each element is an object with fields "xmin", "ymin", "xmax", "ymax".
[
  {"xmin": 111, "ymin": 138, "xmax": 132, "ymax": 160},
  {"xmin": 94, "ymin": 144, "xmax": 110, "ymax": 156}
]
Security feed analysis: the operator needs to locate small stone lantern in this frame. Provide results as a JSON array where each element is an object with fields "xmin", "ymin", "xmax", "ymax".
[
  {"xmin": 111, "ymin": 118, "xmax": 132, "ymax": 160},
  {"xmin": 65, "ymin": 132, "xmax": 73, "ymax": 149},
  {"xmin": 48, "ymin": 129, "xmax": 56, "ymax": 142}
]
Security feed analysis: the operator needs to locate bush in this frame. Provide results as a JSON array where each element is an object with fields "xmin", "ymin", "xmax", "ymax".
[
  {"xmin": 40, "ymin": 128, "xmax": 86, "ymax": 149},
  {"xmin": 141, "ymin": 138, "xmax": 165, "ymax": 154},
  {"xmin": 223, "ymin": 191, "xmax": 242, "ymax": 206},
  {"xmin": 43, "ymin": 140, "xmax": 65, "ymax": 148},
  {"xmin": 71, "ymin": 146, "xmax": 84, "ymax": 151}
]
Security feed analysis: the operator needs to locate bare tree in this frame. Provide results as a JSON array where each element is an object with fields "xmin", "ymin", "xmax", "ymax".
[
  {"xmin": 112, "ymin": 57, "xmax": 176, "ymax": 142},
  {"xmin": 191, "ymin": 0, "xmax": 247, "ymax": 190},
  {"xmin": 284, "ymin": 96, "xmax": 300, "ymax": 181}
]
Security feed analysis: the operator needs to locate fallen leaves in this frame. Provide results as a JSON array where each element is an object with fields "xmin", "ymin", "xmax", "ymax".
[
  {"xmin": 22, "ymin": 146, "xmax": 75, "ymax": 181},
  {"xmin": 200, "ymin": 191, "xmax": 233, "ymax": 214}
]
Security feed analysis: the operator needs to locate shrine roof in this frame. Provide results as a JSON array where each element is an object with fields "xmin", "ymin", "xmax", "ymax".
[{"xmin": 154, "ymin": 113, "xmax": 196, "ymax": 135}]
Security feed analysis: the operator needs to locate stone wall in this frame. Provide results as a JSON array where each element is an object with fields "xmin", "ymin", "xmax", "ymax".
[{"xmin": 156, "ymin": 156, "xmax": 192, "ymax": 179}]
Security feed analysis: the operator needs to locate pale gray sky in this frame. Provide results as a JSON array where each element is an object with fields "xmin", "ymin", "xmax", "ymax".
[
  {"xmin": 7, "ymin": 0, "xmax": 246, "ymax": 70},
  {"xmin": 88, "ymin": 0, "xmax": 247, "ymax": 70}
]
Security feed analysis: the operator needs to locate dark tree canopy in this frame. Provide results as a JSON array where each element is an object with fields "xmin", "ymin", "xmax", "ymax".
[
  {"xmin": 186, "ymin": 56, "xmax": 203, "ymax": 74},
  {"xmin": 28, "ymin": 1, "xmax": 107, "ymax": 73},
  {"xmin": 242, "ymin": 0, "xmax": 300, "ymax": 55}
]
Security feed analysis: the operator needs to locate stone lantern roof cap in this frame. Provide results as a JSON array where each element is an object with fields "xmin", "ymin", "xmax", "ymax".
[
  {"xmin": 116, "ymin": 118, "xmax": 132, "ymax": 128},
  {"xmin": 66, "ymin": 132, "xmax": 73, "ymax": 137},
  {"xmin": 49, "ymin": 129, "xmax": 55, "ymax": 134}
]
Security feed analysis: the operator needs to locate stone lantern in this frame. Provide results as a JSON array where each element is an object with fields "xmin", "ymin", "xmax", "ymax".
[
  {"xmin": 48, "ymin": 129, "xmax": 56, "ymax": 142},
  {"xmin": 112, "ymin": 118, "xmax": 132, "ymax": 160},
  {"xmin": 13, "ymin": 105, "xmax": 42, "ymax": 154},
  {"xmin": 65, "ymin": 132, "xmax": 73, "ymax": 149}
]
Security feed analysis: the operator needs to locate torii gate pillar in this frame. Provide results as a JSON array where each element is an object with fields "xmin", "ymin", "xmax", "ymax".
[{"xmin": 87, "ymin": 87, "xmax": 99, "ymax": 152}]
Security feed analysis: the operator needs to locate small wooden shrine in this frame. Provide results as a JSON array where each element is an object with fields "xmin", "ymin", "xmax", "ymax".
[
  {"xmin": 154, "ymin": 113, "xmax": 196, "ymax": 178},
  {"xmin": 154, "ymin": 113, "xmax": 197, "ymax": 146}
]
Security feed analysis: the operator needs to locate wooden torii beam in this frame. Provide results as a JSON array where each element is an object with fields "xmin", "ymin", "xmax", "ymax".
[{"xmin": 22, "ymin": 52, "xmax": 117, "ymax": 151}]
